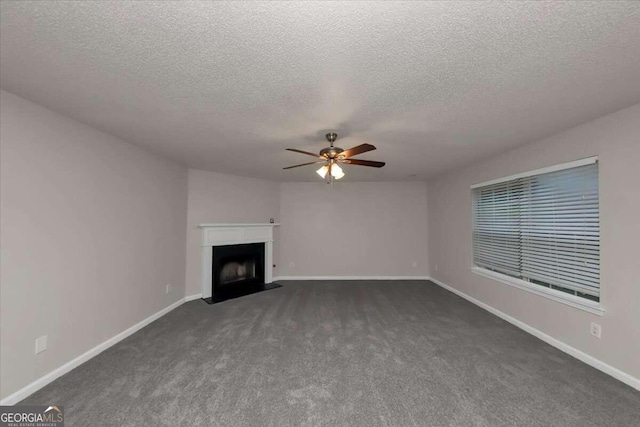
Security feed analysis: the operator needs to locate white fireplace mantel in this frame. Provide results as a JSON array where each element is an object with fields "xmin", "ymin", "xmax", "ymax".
[{"xmin": 198, "ymin": 223, "xmax": 279, "ymax": 299}]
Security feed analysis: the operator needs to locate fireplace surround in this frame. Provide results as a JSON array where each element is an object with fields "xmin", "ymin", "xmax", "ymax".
[{"xmin": 198, "ymin": 223, "xmax": 279, "ymax": 303}]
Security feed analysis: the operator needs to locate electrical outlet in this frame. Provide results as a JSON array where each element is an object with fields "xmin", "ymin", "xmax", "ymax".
[
  {"xmin": 412, "ymin": 261, "xmax": 418, "ymax": 268},
  {"xmin": 590, "ymin": 322, "xmax": 601, "ymax": 339},
  {"xmin": 289, "ymin": 262, "xmax": 294, "ymax": 269},
  {"xmin": 35, "ymin": 335, "xmax": 47, "ymax": 354},
  {"xmin": 435, "ymin": 264, "xmax": 438, "ymax": 272},
  {"xmin": 166, "ymin": 283, "xmax": 172, "ymax": 294}
]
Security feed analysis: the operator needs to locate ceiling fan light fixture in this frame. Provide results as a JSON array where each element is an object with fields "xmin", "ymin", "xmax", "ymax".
[{"xmin": 316, "ymin": 165, "xmax": 329, "ymax": 178}]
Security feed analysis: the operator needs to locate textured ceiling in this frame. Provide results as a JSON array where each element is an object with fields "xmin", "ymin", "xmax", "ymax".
[{"xmin": 2, "ymin": 1, "xmax": 640, "ymax": 182}]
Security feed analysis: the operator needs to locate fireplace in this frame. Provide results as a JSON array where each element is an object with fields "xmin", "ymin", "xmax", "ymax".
[
  {"xmin": 206, "ymin": 242, "xmax": 279, "ymax": 303},
  {"xmin": 199, "ymin": 223, "xmax": 280, "ymax": 304}
]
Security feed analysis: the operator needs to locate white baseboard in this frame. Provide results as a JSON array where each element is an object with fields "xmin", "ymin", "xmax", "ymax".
[
  {"xmin": 185, "ymin": 293, "xmax": 203, "ymax": 302},
  {"xmin": 273, "ymin": 275, "xmax": 430, "ymax": 281},
  {"xmin": 0, "ymin": 297, "xmax": 187, "ymax": 405},
  {"xmin": 428, "ymin": 276, "xmax": 640, "ymax": 392}
]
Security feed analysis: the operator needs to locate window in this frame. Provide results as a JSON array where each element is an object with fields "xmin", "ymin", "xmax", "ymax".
[{"xmin": 472, "ymin": 157, "xmax": 600, "ymax": 312}]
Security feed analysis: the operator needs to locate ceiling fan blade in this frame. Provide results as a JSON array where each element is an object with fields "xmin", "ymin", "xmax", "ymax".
[
  {"xmin": 283, "ymin": 161, "xmax": 326, "ymax": 170},
  {"xmin": 339, "ymin": 143, "xmax": 376, "ymax": 158},
  {"xmin": 286, "ymin": 148, "xmax": 324, "ymax": 158},
  {"xmin": 342, "ymin": 159, "xmax": 386, "ymax": 168}
]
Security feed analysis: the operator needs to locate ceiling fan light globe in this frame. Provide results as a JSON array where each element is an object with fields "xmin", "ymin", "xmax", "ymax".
[
  {"xmin": 331, "ymin": 164, "xmax": 345, "ymax": 179},
  {"xmin": 316, "ymin": 165, "xmax": 328, "ymax": 179}
]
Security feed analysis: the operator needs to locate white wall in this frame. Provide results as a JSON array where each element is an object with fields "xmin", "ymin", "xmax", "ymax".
[
  {"xmin": 427, "ymin": 103, "xmax": 640, "ymax": 380},
  {"xmin": 184, "ymin": 169, "xmax": 280, "ymax": 296},
  {"xmin": 0, "ymin": 90, "xmax": 189, "ymax": 400},
  {"xmin": 279, "ymin": 182, "xmax": 429, "ymax": 277}
]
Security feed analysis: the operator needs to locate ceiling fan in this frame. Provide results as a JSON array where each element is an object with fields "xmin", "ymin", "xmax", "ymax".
[{"xmin": 283, "ymin": 132, "xmax": 385, "ymax": 181}]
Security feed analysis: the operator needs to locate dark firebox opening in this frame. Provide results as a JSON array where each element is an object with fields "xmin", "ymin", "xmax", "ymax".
[{"xmin": 210, "ymin": 243, "xmax": 266, "ymax": 303}]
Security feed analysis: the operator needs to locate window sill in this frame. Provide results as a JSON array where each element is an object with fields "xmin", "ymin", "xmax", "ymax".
[{"xmin": 471, "ymin": 267, "xmax": 605, "ymax": 316}]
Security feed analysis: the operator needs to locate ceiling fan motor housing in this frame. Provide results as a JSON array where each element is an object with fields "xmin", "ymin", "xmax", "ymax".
[{"xmin": 320, "ymin": 146, "xmax": 344, "ymax": 159}]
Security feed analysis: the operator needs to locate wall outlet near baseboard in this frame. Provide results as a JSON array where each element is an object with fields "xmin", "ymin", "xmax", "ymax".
[
  {"xmin": 435, "ymin": 264, "xmax": 438, "ymax": 272},
  {"xmin": 35, "ymin": 336, "xmax": 47, "ymax": 354},
  {"xmin": 590, "ymin": 322, "xmax": 601, "ymax": 339},
  {"xmin": 166, "ymin": 283, "xmax": 172, "ymax": 294},
  {"xmin": 412, "ymin": 261, "xmax": 418, "ymax": 268},
  {"xmin": 289, "ymin": 262, "xmax": 294, "ymax": 269}
]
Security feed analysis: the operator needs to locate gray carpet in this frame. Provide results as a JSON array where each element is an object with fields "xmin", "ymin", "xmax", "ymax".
[{"xmin": 20, "ymin": 281, "xmax": 640, "ymax": 426}]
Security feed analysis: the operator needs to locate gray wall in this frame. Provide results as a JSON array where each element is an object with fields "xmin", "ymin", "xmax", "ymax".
[
  {"xmin": 427, "ymin": 103, "xmax": 640, "ymax": 379},
  {"xmin": 278, "ymin": 182, "xmax": 429, "ymax": 277},
  {"xmin": 0, "ymin": 91, "xmax": 189, "ymax": 400}
]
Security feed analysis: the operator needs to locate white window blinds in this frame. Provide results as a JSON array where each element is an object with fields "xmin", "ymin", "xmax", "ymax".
[{"xmin": 472, "ymin": 160, "xmax": 600, "ymax": 301}]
